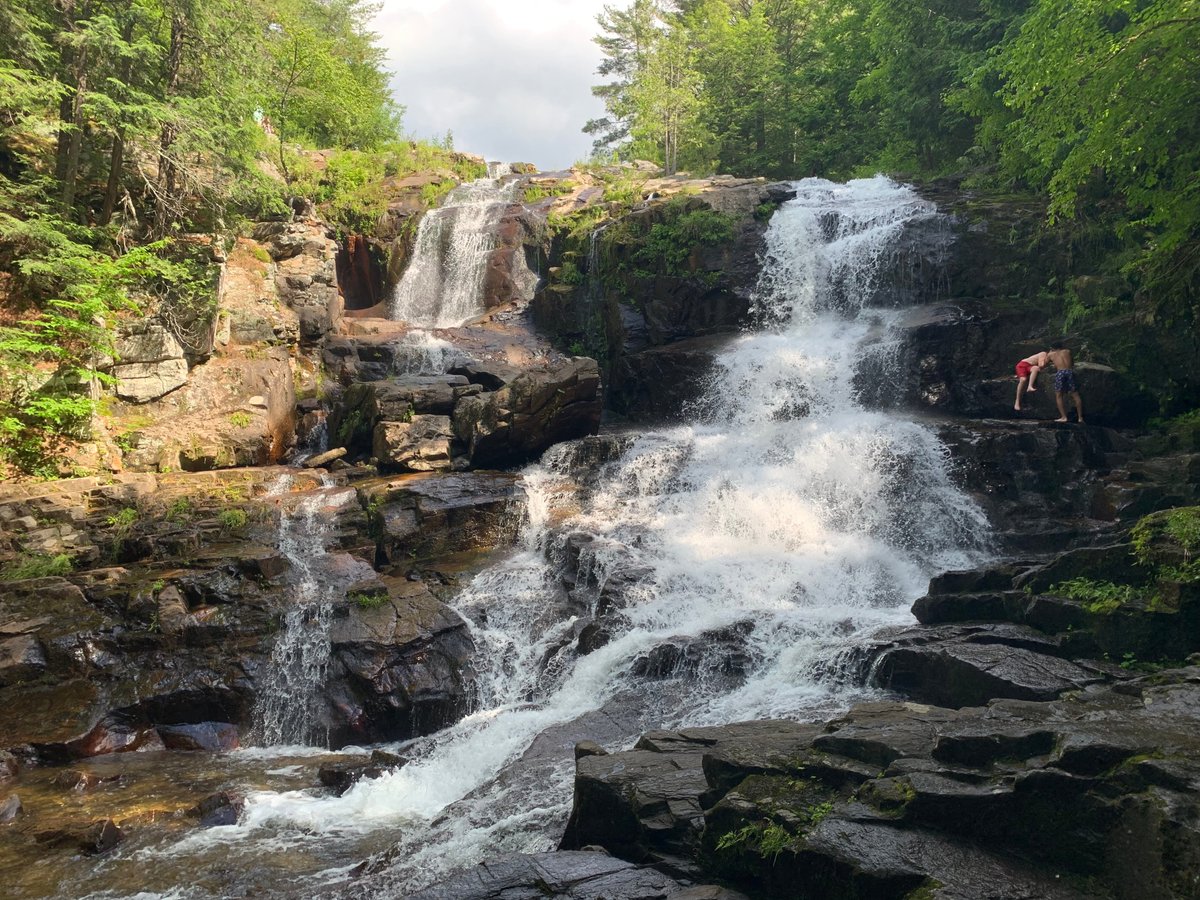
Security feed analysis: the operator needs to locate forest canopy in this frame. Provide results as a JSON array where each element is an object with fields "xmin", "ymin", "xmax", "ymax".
[{"xmin": 586, "ymin": 0, "xmax": 1200, "ymax": 295}]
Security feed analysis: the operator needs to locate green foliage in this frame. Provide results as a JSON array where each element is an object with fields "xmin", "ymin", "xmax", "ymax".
[
  {"xmin": 557, "ymin": 259, "xmax": 585, "ymax": 286},
  {"xmin": 522, "ymin": 182, "xmax": 572, "ymax": 203},
  {"xmin": 349, "ymin": 590, "xmax": 388, "ymax": 609},
  {"xmin": 1050, "ymin": 577, "xmax": 1147, "ymax": 614},
  {"xmin": 754, "ymin": 202, "xmax": 778, "ymax": 221},
  {"xmin": 419, "ymin": 179, "xmax": 457, "ymax": 208},
  {"xmin": 106, "ymin": 506, "xmax": 139, "ymax": 536},
  {"xmin": 0, "ymin": 552, "xmax": 73, "ymax": 582},
  {"xmin": 229, "ymin": 411, "xmax": 253, "ymax": 428},
  {"xmin": 607, "ymin": 196, "xmax": 736, "ymax": 279},
  {"xmin": 217, "ymin": 508, "xmax": 248, "ymax": 532},
  {"xmin": 166, "ymin": 497, "xmax": 193, "ymax": 523},
  {"xmin": 714, "ymin": 822, "xmax": 793, "ymax": 862},
  {"xmin": 585, "ymin": 0, "xmax": 1200, "ymax": 300}
]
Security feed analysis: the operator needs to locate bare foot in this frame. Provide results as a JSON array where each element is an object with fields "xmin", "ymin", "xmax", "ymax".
[
  {"xmin": 1027, "ymin": 388, "xmax": 1037, "ymax": 393},
  {"xmin": 1014, "ymin": 404, "xmax": 1021, "ymax": 411},
  {"xmin": 1055, "ymin": 417, "xmax": 1068, "ymax": 422},
  {"xmin": 1078, "ymin": 419, "xmax": 1085, "ymax": 425}
]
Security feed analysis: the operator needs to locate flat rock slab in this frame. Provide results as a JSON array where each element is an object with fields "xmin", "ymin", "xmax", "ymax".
[{"xmin": 406, "ymin": 851, "xmax": 746, "ymax": 900}]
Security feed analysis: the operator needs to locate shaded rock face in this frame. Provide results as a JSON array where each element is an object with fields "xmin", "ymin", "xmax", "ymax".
[
  {"xmin": 531, "ymin": 181, "xmax": 791, "ymax": 422},
  {"xmin": 252, "ymin": 218, "xmax": 342, "ymax": 343},
  {"xmin": 563, "ymin": 670, "xmax": 1200, "ymax": 900},
  {"xmin": 858, "ymin": 300, "xmax": 1153, "ymax": 426},
  {"xmin": 336, "ymin": 233, "xmax": 386, "ymax": 312},
  {"xmin": 324, "ymin": 579, "xmax": 474, "ymax": 746}
]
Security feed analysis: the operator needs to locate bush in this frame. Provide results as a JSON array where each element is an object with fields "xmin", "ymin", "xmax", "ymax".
[{"xmin": 0, "ymin": 552, "xmax": 73, "ymax": 582}]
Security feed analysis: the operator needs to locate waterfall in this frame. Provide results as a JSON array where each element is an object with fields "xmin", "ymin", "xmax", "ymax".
[
  {"xmin": 228, "ymin": 177, "xmax": 989, "ymax": 893},
  {"xmin": 249, "ymin": 476, "xmax": 365, "ymax": 747},
  {"xmin": 389, "ymin": 163, "xmax": 518, "ymax": 328}
]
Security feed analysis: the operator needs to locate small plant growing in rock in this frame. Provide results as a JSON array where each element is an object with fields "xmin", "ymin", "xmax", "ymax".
[
  {"xmin": 106, "ymin": 506, "xmax": 139, "ymax": 537},
  {"xmin": 0, "ymin": 552, "xmax": 73, "ymax": 582},
  {"xmin": 218, "ymin": 509, "xmax": 249, "ymax": 532},
  {"xmin": 229, "ymin": 411, "xmax": 253, "ymax": 428},
  {"xmin": 166, "ymin": 497, "xmax": 193, "ymax": 523},
  {"xmin": 349, "ymin": 590, "xmax": 388, "ymax": 610}
]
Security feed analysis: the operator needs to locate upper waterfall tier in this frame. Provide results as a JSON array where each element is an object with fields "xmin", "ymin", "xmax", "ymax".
[{"xmin": 389, "ymin": 164, "xmax": 518, "ymax": 329}]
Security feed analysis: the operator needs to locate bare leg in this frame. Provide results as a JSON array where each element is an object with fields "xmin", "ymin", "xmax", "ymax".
[
  {"xmin": 1014, "ymin": 376, "xmax": 1029, "ymax": 410},
  {"xmin": 1073, "ymin": 391, "xmax": 1084, "ymax": 424},
  {"xmin": 1055, "ymin": 392, "xmax": 1069, "ymax": 422}
]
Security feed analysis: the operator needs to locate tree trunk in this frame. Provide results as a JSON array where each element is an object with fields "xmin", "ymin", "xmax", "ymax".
[
  {"xmin": 99, "ymin": 131, "xmax": 124, "ymax": 225},
  {"xmin": 153, "ymin": 10, "xmax": 187, "ymax": 236},
  {"xmin": 100, "ymin": 17, "xmax": 137, "ymax": 226},
  {"xmin": 59, "ymin": 67, "xmax": 88, "ymax": 212}
]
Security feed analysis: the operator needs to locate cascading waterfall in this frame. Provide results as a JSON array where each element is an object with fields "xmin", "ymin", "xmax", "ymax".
[
  {"xmin": 202, "ymin": 176, "xmax": 991, "ymax": 897},
  {"xmin": 250, "ymin": 476, "xmax": 365, "ymax": 747},
  {"xmin": 389, "ymin": 163, "xmax": 517, "ymax": 328}
]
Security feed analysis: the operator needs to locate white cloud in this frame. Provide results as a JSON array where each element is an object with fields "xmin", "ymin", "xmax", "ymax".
[{"xmin": 373, "ymin": 0, "xmax": 611, "ymax": 170}]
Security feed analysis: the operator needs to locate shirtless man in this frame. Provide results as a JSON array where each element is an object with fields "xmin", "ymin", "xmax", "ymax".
[
  {"xmin": 1014, "ymin": 350, "xmax": 1049, "ymax": 411},
  {"xmin": 1047, "ymin": 341, "xmax": 1084, "ymax": 423}
]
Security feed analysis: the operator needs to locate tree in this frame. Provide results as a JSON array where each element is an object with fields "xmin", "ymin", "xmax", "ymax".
[{"xmin": 585, "ymin": 0, "xmax": 666, "ymax": 157}]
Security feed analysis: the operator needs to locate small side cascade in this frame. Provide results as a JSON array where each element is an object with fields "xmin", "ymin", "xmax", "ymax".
[
  {"xmin": 249, "ymin": 474, "xmax": 363, "ymax": 747},
  {"xmin": 390, "ymin": 163, "xmax": 518, "ymax": 328}
]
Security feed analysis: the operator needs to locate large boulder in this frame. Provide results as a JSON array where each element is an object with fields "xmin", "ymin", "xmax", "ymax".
[
  {"xmin": 111, "ymin": 321, "xmax": 189, "ymax": 403},
  {"xmin": 451, "ymin": 357, "xmax": 602, "ymax": 468},
  {"xmin": 324, "ymin": 579, "xmax": 474, "ymax": 746}
]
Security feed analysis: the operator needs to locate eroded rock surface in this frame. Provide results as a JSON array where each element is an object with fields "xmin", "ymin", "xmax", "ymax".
[{"xmin": 563, "ymin": 670, "xmax": 1200, "ymax": 899}]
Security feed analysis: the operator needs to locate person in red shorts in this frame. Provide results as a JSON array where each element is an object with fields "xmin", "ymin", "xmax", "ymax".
[{"xmin": 1014, "ymin": 350, "xmax": 1049, "ymax": 411}]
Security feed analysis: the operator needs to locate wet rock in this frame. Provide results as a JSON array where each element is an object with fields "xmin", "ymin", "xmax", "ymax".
[
  {"xmin": 36, "ymin": 817, "xmax": 124, "ymax": 854},
  {"xmin": 303, "ymin": 447, "xmax": 348, "ymax": 468},
  {"xmin": 405, "ymin": 850, "xmax": 743, "ymax": 900},
  {"xmin": 565, "ymin": 669, "xmax": 1200, "ymax": 899},
  {"xmin": 562, "ymin": 721, "xmax": 820, "ymax": 867},
  {"xmin": 324, "ymin": 580, "xmax": 475, "ymax": 746},
  {"xmin": 871, "ymin": 625, "xmax": 1105, "ymax": 707},
  {"xmin": 318, "ymin": 751, "xmax": 407, "ymax": 795},
  {"xmin": 52, "ymin": 769, "xmax": 115, "ymax": 791},
  {"xmin": 607, "ymin": 334, "xmax": 732, "ymax": 422},
  {"xmin": 0, "ymin": 793, "xmax": 21, "ymax": 822},
  {"xmin": 362, "ymin": 471, "xmax": 522, "ymax": 566},
  {"xmin": 575, "ymin": 741, "xmax": 607, "ymax": 760},
  {"xmin": 157, "ymin": 722, "xmax": 240, "ymax": 752},
  {"xmin": 191, "ymin": 790, "xmax": 244, "ymax": 827},
  {"xmin": 0, "ymin": 751, "xmax": 17, "ymax": 782}
]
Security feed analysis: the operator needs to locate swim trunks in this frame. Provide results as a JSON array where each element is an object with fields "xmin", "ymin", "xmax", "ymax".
[
  {"xmin": 1054, "ymin": 369, "xmax": 1077, "ymax": 392},
  {"xmin": 1016, "ymin": 360, "xmax": 1033, "ymax": 379}
]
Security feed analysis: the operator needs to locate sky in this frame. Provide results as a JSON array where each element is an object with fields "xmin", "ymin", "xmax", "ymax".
[{"xmin": 372, "ymin": 0, "xmax": 612, "ymax": 171}]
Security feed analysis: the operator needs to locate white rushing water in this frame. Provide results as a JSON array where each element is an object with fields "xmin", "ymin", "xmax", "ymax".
[
  {"xmin": 389, "ymin": 163, "xmax": 518, "ymax": 328},
  {"xmin": 205, "ymin": 176, "xmax": 990, "ymax": 895},
  {"xmin": 250, "ymin": 476, "xmax": 365, "ymax": 747}
]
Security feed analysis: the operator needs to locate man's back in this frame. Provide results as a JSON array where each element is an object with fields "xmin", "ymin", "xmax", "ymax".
[{"xmin": 1048, "ymin": 347, "xmax": 1073, "ymax": 370}]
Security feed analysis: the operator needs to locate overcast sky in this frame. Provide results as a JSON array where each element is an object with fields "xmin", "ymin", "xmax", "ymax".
[{"xmin": 372, "ymin": 0, "xmax": 611, "ymax": 171}]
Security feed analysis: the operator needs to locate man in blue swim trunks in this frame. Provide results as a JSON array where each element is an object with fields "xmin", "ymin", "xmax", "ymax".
[{"xmin": 1047, "ymin": 342, "xmax": 1084, "ymax": 424}]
